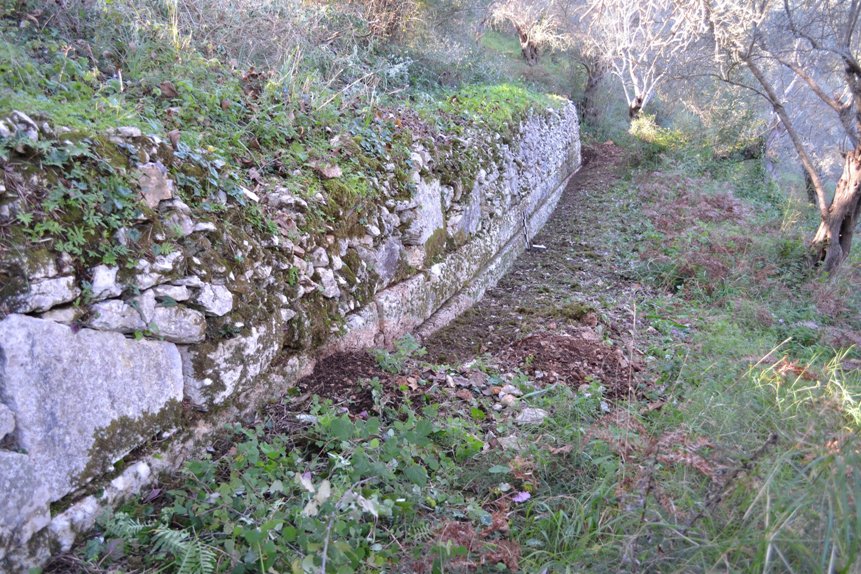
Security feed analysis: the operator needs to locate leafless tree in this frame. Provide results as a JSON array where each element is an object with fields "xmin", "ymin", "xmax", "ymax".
[
  {"xmin": 678, "ymin": 0, "xmax": 861, "ymax": 270},
  {"xmin": 574, "ymin": 0, "xmax": 695, "ymax": 119},
  {"xmin": 485, "ymin": 0, "xmax": 570, "ymax": 65}
]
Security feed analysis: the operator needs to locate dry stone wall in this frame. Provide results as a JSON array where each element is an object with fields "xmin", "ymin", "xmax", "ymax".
[{"xmin": 0, "ymin": 103, "xmax": 580, "ymax": 570}]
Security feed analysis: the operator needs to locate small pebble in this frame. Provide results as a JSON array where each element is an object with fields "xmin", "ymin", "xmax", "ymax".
[{"xmin": 500, "ymin": 384, "xmax": 523, "ymax": 397}]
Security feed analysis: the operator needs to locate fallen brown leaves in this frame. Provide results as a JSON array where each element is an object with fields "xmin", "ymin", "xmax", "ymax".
[
  {"xmin": 773, "ymin": 357, "xmax": 819, "ymax": 381},
  {"xmin": 585, "ymin": 409, "xmax": 726, "ymax": 520},
  {"xmin": 158, "ymin": 80, "xmax": 178, "ymax": 98},
  {"xmin": 498, "ymin": 331, "xmax": 640, "ymax": 398},
  {"xmin": 424, "ymin": 519, "xmax": 521, "ymax": 573},
  {"xmin": 753, "ymin": 354, "xmax": 822, "ymax": 383}
]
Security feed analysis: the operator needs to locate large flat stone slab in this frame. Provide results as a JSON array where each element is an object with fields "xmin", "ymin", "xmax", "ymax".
[
  {"xmin": 0, "ymin": 452, "xmax": 51, "ymax": 560},
  {"xmin": 181, "ymin": 313, "xmax": 285, "ymax": 407},
  {"xmin": 0, "ymin": 314, "xmax": 183, "ymax": 502}
]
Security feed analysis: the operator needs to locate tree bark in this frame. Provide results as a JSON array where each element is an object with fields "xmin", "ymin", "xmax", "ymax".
[
  {"xmin": 741, "ymin": 56, "xmax": 861, "ymax": 270},
  {"xmin": 803, "ymin": 170, "xmax": 817, "ymax": 206},
  {"xmin": 516, "ymin": 26, "xmax": 539, "ymax": 65},
  {"xmin": 628, "ymin": 96, "xmax": 644, "ymax": 119},
  {"xmin": 810, "ymin": 145, "xmax": 861, "ymax": 271},
  {"xmin": 582, "ymin": 65, "xmax": 603, "ymax": 125}
]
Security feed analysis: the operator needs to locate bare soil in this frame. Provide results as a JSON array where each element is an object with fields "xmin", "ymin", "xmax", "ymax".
[
  {"xmin": 424, "ymin": 142, "xmax": 652, "ymax": 396},
  {"xmin": 497, "ymin": 331, "xmax": 638, "ymax": 398},
  {"xmin": 291, "ymin": 351, "xmax": 387, "ymax": 413}
]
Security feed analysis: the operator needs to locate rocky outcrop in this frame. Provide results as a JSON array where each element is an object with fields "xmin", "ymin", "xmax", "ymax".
[{"xmin": 0, "ymin": 103, "xmax": 580, "ymax": 570}]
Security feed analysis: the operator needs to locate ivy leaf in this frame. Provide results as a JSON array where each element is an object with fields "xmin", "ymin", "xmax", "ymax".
[
  {"xmin": 44, "ymin": 147, "xmax": 69, "ymax": 167},
  {"xmin": 65, "ymin": 140, "xmax": 91, "ymax": 158},
  {"xmin": 329, "ymin": 415, "xmax": 353, "ymax": 441},
  {"xmin": 159, "ymin": 296, "xmax": 178, "ymax": 308},
  {"xmin": 403, "ymin": 463, "xmax": 428, "ymax": 486}
]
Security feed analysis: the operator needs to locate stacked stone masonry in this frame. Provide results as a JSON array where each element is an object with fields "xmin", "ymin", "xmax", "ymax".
[{"xmin": 0, "ymin": 103, "xmax": 581, "ymax": 571}]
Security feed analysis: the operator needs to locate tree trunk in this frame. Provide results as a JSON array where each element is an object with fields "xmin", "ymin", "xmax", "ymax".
[
  {"xmin": 811, "ymin": 145, "xmax": 861, "ymax": 271},
  {"xmin": 803, "ymin": 170, "xmax": 817, "ymax": 206},
  {"xmin": 580, "ymin": 64, "xmax": 604, "ymax": 126},
  {"xmin": 516, "ymin": 27, "xmax": 539, "ymax": 65},
  {"xmin": 744, "ymin": 56, "xmax": 830, "ymax": 220},
  {"xmin": 628, "ymin": 96, "xmax": 644, "ymax": 120}
]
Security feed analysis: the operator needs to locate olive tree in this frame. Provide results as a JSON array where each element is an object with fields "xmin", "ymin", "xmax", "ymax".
[
  {"xmin": 485, "ymin": 0, "xmax": 570, "ymax": 65},
  {"xmin": 573, "ymin": 0, "xmax": 695, "ymax": 119},
  {"xmin": 677, "ymin": 0, "xmax": 861, "ymax": 270}
]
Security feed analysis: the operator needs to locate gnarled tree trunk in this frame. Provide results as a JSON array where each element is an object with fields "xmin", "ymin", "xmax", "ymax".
[
  {"xmin": 628, "ymin": 96, "xmax": 644, "ymax": 119},
  {"xmin": 580, "ymin": 63, "xmax": 605, "ymax": 127},
  {"xmin": 811, "ymin": 145, "xmax": 861, "ymax": 271},
  {"xmin": 516, "ymin": 26, "xmax": 539, "ymax": 65}
]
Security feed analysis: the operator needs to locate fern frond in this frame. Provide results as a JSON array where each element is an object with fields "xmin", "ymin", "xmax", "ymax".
[
  {"xmin": 152, "ymin": 525, "xmax": 191, "ymax": 557},
  {"xmin": 196, "ymin": 540, "xmax": 217, "ymax": 574},
  {"xmin": 175, "ymin": 539, "xmax": 217, "ymax": 574},
  {"xmin": 153, "ymin": 526, "xmax": 217, "ymax": 574},
  {"xmin": 408, "ymin": 522, "xmax": 433, "ymax": 542},
  {"xmin": 104, "ymin": 512, "xmax": 149, "ymax": 540}
]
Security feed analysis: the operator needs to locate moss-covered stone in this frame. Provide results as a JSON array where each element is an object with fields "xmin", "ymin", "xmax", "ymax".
[
  {"xmin": 423, "ymin": 227, "xmax": 449, "ymax": 267},
  {"xmin": 77, "ymin": 401, "xmax": 182, "ymax": 489}
]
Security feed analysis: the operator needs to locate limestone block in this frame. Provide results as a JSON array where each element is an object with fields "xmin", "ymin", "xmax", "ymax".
[
  {"xmin": 375, "ymin": 274, "xmax": 436, "ymax": 343},
  {"xmin": 137, "ymin": 161, "xmax": 174, "ymax": 208},
  {"xmin": 39, "ymin": 306, "xmax": 80, "ymax": 325},
  {"xmin": 90, "ymin": 265, "xmax": 122, "ymax": 301},
  {"xmin": 0, "ymin": 314, "xmax": 183, "ymax": 501},
  {"xmin": 0, "ymin": 452, "xmax": 51, "ymax": 555},
  {"xmin": 152, "ymin": 284, "xmax": 190, "ymax": 302},
  {"xmin": 357, "ymin": 236, "xmax": 403, "ymax": 290},
  {"xmin": 160, "ymin": 199, "xmax": 195, "ymax": 237},
  {"xmin": 151, "ymin": 306, "xmax": 207, "ymax": 344},
  {"xmin": 311, "ymin": 247, "xmax": 329, "ymax": 268},
  {"xmin": 88, "ymin": 299, "xmax": 145, "ymax": 333},
  {"xmin": 49, "ymin": 461, "xmax": 152, "ymax": 554},
  {"xmin": 0, "ymin": 403, "xmax": 14, "ymax": 440},
  {"xmin": 322, "ymin": 303, "xmax": 381, "ymax": 355},
  {"xmin": 315, "ymin": 268, "xmax": 340, "ymax": 299},
  {"xmin": 21, "ymin": 254, "xmax": 57, "ymax": 280},
  {"xmin": 402, "ymin": 179, "xmax": 444, "ymax": 246},
  {"xmin": 447, "ymin": 182, "xmax": 482, "ymax": 243},
  {"xmin": 133, "ymin": 289, "xmax": 157, "ymax": 323},
  {"xmin": 181, "ymin": 314, "xmax": 284, "ymax": 407},
  {"xmin": 195, "ymin": 284, "xmax": 234, "ymax": 316},
  {"xmin": 135, "ymin": 252, "xmax": 183, "ymax": 289},
  {"xmin": 12, "ymin": 276, "xmax": 80, "ymax": 313}
]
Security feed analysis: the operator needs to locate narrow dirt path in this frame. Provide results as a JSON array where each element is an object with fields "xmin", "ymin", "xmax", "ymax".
[{"xmin": 425, "ymin": 142, "xmax": 649, "ymax": 397}]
